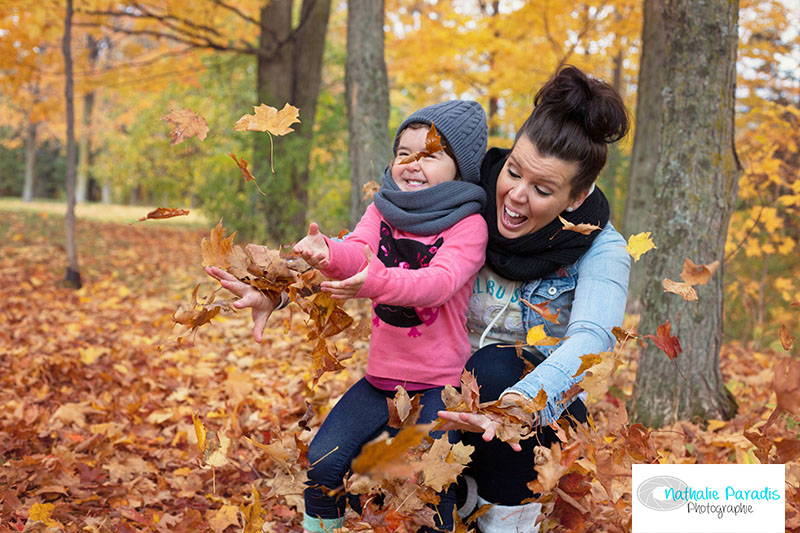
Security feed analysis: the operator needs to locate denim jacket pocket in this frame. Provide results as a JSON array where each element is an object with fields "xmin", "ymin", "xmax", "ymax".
[{"xmin": 523, "ymin": 267, "xmax": 577, "ymax": 355}]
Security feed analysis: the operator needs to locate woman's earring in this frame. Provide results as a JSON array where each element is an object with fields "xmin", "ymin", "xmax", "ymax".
[{"xmin": 566, "ymin": 206, "xmax": 574, "ymax": 212}]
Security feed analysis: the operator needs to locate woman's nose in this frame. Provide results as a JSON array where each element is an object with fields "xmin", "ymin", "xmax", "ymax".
[{"xmin": 508, "ymin": 181, "xmax": 527, "ymax": 202}]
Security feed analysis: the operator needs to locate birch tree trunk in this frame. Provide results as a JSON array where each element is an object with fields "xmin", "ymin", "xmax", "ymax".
[
  {"xmin": 23, "ymin": 120, "xmax": 37, "ymax": 202},
  {"xmin": 346, "ymin": 0, "xmax": 390, "ymax": 227},
  {"xmin": 630, "ymin": 0, "xmax": 740, "ymax": 426}
]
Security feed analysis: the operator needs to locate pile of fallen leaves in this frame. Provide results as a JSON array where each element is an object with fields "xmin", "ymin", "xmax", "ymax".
[{"xmin": 2, "ymin": 209, "xmax": 799, "ymax": 532}]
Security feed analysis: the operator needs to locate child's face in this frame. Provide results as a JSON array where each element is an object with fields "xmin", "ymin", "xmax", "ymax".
[{"xmin": 391, "ymin": 127, "xmax": 458, "ymax": 192}]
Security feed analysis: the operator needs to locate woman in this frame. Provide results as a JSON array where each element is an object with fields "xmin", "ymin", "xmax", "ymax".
[
  {"xmin": 437, "ymin": 65, "xmax": 630, "ymax": 532},
  {"xmin": 208, "ymin": 65, "xmax": 630, "ymax": 533}
]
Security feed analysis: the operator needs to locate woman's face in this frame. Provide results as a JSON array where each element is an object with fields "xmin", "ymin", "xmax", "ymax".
[
  {"xmin": 496, "ymin": 135, "xmax": 587, "ymax": 238},
  {"xmin": 392, "ymin": 127, "xmax": 458, "ymax": 192}
]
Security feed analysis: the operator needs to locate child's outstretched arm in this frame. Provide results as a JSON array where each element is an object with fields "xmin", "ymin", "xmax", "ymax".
[{"xmin": 205, "ymin": 266, "xmax": 276, "ymax": 342}]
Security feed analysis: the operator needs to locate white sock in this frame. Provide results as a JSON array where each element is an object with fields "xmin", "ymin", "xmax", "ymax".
[
  {"xmin": 475, "ymin": 495, "xmax": 542, "ymax": 533},
  {"xmin": 457, "ymin": 475, "xmax": 479, "ymax": 519}
]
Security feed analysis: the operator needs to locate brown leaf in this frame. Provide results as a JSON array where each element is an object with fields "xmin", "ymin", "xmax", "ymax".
[
  {"xmin": 573, "ymin": 352, "xmax": 603, "ymax": 377},
  {"xmin": 228, "ymin": 153, "xmax": 268, "ymax": 196},
  {"xmin": 398, "ymin": 122, "xmax": 446, "ymax": 163},
  {"xmin": 387, "ymin": 386, "xmax": 423, "ymax": 429},
  {"xmin": 136, "ymin": 207, "xmax": 189, "ymax": 222},
  {"xmin": 240, "ymin": 486, "xmax": 267, "ymax": 533},
  {"xmin": 298, "ymin": 402, "xmax": 315, "ymax": 431},
  {"xmin": 780, "ymin": 324, "xmax": 795, "ymax": 351},
  {"xmin": 528, "ymin": 440, "xmax": 581, "ymax": 493},
  {"xmin": 233, "ymin": 103, "xmax": 300, "ymax": 136},
  {"xmin": 162, "ymin": 107, "xmax": 209, "ymax": 146},
  {"xmin": 351, "ymin": 424, "xmax": 434, "ymax": 479},
  {"xmin": 612, "ymin": 326, "xmax": 646, "ymax": 348},
  {"xmin": 644, "ymin": 320, "xmax": 682, "ymax": 360},
  {"xmin": 773, "ymin": 358, "xmax": 800, "ymax": 416},
  {"xmin": 207, "ymin": 505, "xmax": 240, "ymax": 533},
  {"xmin": 521, "ymin": 298, "xmax": 560, "ymax": 323},
  {"xmin": 558, "ymin": 215, "xmax": 602, "ymax": 235},
  {"xmin": 775, "ymin": 438, "xmax": 800, "ymax": 463},
  {"xmin": 201, "ymin": 220, "xmax": 236, "ymax": 269},
  {"xmin": 419, "ymin": 437, "xmax": 473, "ymax": 492},
  {"xmin": 662, "ymin": 278, "xmax": 698, "ymax": 301},
  {"xmin": 362, "ymin": 180, "xmax": 380, "ymax": 201},
  {"xmin": 680, "ymin": 258, "xmax": 720, "ymax": 285}
]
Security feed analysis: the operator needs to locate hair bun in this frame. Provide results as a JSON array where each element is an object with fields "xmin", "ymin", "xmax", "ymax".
[{"xmin": 535, "ymin": 66, "xmax": 629, "ymax": 144}]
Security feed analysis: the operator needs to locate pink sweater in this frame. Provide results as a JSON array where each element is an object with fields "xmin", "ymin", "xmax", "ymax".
[{"xmin": 321, "ymin": 204, "xmax": 488, "ymax": 388}]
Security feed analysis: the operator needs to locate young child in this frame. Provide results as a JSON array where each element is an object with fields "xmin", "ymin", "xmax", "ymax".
[{"xmin": 295, "ymin": 100, "xmax": 489, "ymax": 532}]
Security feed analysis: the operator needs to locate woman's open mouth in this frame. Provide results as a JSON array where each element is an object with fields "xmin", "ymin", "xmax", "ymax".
[{"xmin": 501, "ymin": 205, "xmax": 528, "ymax": 229}]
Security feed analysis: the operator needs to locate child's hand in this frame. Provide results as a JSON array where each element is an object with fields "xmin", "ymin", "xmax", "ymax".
[
  {"xmin": 293, "ymin": 222, "xmax": 330, "ymax": 269},
  {"xmin": 321, "ymin": 245, "xmax": 373, "ymax": 300},
  {"xmin": 205, "ymin": 266, "xmax": 276, "ymax": 343}
]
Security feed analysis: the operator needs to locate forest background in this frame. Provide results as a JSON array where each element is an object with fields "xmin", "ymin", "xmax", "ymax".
[{"xmin": 1, "ymin": 0, "xmax": 800, "ymax": 531}]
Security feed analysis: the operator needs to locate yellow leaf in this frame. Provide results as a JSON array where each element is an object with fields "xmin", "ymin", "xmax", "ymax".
[
  {"xmin": 193, "ymin": 413, "xmax": 207, "ymax": 454},
  {"xmin": 241, "ymin": 485, "xmax": 267, "ymax": 533},
  {"xmin": 208, "ymin": 504, "xmax": 240, "ymax": 533},
  {"xmin": 161, "ymin": 107, "xmax": 209, "ymax": 146},
  {"xmin": 79, "ymin": 346, "xmax": 107, "ymax": 365},
  {"xmin": 626, "ymin": 232, "xmax": 656, "ymax": 261},
  {"xmin": 28, "ymin": 502, "xmax": 59, "ymax": 527},
  {"xmin": 233, "ymin": 103, "xmax": 300, "ymax": 136},
  {"xmin": 201, "ymin": 219, "xmax": 236, "ymax": 269},
  {"xmin": 573, "ymin": 352, "xmax": 603, "ymax": 377},
  {"xmin": 525, "ymin": 324, "xmax": 565, "ymax": 346}
]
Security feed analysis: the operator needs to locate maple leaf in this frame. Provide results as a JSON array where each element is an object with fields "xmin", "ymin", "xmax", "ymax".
[
  {"xmin": 135, "ymin": 207, "xmax": 189, "ymax": 222},
  {"xmin": 528, "ymin": 440, "xmax": 582, "ymax": 493},
  {"xmin": 780, "ymin": 324, "xmax": 795, "ymax": 351},
  {"xmin": 234, "ymin": 103, "xmax": 300, "ymax": 135},
  {"xmin": 526, "ymin": 324, "xmax": 566, "ymax": 346},
  {"xmin": 228, "ymin": 153, "xmax": 268, "ymax": 196},
  {"xmin": 521, "ymin": 298, "xmax": 560, "ymax": 323},
  {"xmin": 362, "ymin": 180, "xmax": 380, "ymax": 201},
  {"xmin": 351, "ymin": 423, "xmax": 434, "ymax": 479},
  {"xmin": 626, "ymin": 232, "xmax": 656, "ymax": 261},
  {"xmin": 398, "ymin": 122, "xmax": 446, "ymax": 164},
  {"xmin": 161, "ymin": 107, "xmax": 209, "ymax": 146},
  {"xmin": 573, "ymin": 352, "xmax": 603, "ymax": 377},
  {"xmin": 558, "ymin": 215, "xmax": 602, "ymax": 235},
  {"xmin": 612, "ymin": 326, "xmax": 646, "ymax": 348},
  {"xmin": 172, "ymin": 284, "xmax": 230, "ymax": 342},
  {"xmin": 192, "ymin": 415, "xmax": 230, "ymax": 467},
  {"xmin": 773, "ymin": 358, "xmax": 800, "ymax": 417},
  {"xmin": 662, "ymin": 278, "xmax": 698, "ymax": 301},
  {"xmin": 201, "ymin": 219, "xmax": 237, "ymax": 269},
  {"xmin": 387, "ymin": 386, "xmax": 423, "ymax": 429},
  {"xmin": 27, "ymin": 502, "xmax": 59, "ymax": 528},
  {"xmin": 644, "ymin": 320, "xmax": 682, "ymax": 360},
  {"xmin": 419, "ymin": 436, "xmax": 474, "ymax": 492},
  {"xmin": 576, "ymin": 351, "xmax": 621, "ymax": 400},
  {"xmin": 680, "ymin": 258, "xmax": 720, "ymax": 285}
]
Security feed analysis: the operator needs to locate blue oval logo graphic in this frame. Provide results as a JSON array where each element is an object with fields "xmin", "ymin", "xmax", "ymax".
[{"xmin": 637, "ymin": 475, "xmax": 689, "ymax": 511}]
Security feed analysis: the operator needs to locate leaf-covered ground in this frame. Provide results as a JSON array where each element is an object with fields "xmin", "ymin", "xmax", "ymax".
[{"xmin": 1, "ymin": 208, "xmax": 798, "ymax": 532}]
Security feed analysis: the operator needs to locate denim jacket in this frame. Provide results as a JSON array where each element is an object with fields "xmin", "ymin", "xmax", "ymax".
[{"xmin": 504, "ymin": 222, "xmax": 630, "ymax": 424}]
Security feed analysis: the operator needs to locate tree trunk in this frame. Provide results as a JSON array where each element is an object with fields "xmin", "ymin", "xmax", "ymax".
[
  {"xmin": 76, "ymin": 34, "xmax": 99, "ymax": 204},
  {"xmin": 254, "ymin": 0, "xmax": 332, "ymax": 244},
  {"xmin": 101, "ymin": 182, "xmax": 111, "ymax": 204},
  {"xmin": 23, "ymin": 120, "xmax": 37, "ymax": 202},
  {"xmin": 62, "ymin": 0, "xmax": 81, "ymax": 288},
  {"xmin": 600, "ymin": 46, "xmax": 625, "ymax": 223},
  {"xmin": 630, "ymin": 0, "xmax": 740, "ymax": 427},
  {"xmin": 622, "ymin": 0, "xmax": 666, "ymax": 313},
  {"xmin": 346, "ymin": 0, "xmax": 390, "ymax": 228}
]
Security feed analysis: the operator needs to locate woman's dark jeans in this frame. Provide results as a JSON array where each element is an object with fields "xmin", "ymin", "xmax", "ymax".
[
  {"xmin": 462, "ymin": 343, "xmax": 588, "ymax": 505},
  {"xmin": 305, "ymin": 377, "xmax": 456, "ymax": 531}
]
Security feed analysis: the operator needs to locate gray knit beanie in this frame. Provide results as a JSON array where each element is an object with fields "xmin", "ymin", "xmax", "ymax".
[{"xmin": 394, "ymin": 100, "xmax": 488, "ymax": 185}]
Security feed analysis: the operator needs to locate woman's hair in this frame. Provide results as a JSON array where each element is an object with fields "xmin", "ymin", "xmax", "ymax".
[
  {"xmin": 515, "ymin": 66, "xmax": 629, "ymax": 197},
  {"xmin": 394, "ymin": 122, "xmax": 462, "ymax": 181}
]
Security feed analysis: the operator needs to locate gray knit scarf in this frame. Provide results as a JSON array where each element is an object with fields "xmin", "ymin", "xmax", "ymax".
[{"xmin": 372, "ymin": 166, "xmax": 487, "ymax": 235}]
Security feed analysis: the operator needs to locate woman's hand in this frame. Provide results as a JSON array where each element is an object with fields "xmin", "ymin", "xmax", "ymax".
[
  {"xmin": 321, "ymin": 245, "xmax": 373, "ymax": 300},
  {"xmin": 293, "ymin": 222, "xmax": 330, "ymax": 269},
  {"xmin": 436, "ymin": 392, "xmax": 527, "ymax": 452},
  {"xmin": 205, "ymin": 266, "xmax": 275, "ymax": 343}
]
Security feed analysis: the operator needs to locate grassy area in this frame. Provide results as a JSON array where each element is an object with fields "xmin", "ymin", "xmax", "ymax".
[{"xmin": 0, "ymin": 197, "xmax": 210, "ymax": 228}]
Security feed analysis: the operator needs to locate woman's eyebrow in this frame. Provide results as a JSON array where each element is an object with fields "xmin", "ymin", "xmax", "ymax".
[{"xmin": 508, "ymin": 154, "xmax": 559, "ymax": 186}]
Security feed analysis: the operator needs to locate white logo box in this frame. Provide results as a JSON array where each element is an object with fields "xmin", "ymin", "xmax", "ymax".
[{"xmin": 632, "ymin": 464, "xmax": 785, "ymax": 533}]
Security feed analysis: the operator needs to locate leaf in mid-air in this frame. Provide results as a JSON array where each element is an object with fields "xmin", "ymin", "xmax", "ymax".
[
  {"xmin": 233, "ymin": 103, "xmax": 300, "ymax": 136},
  {"xmin": 644, "ymin": 320, "xmax": 682, "ymax": 360},
  {"xmin": 521, "ymin": 298, "xmax": 560, "ymax": 323},
  {"xmin": 162, "ymin": 107, "xmax": 209, "ymax": 146},
  {"xmin": 680, "ymin": 258, "xmax": 720, "ymax": 286},
  {"xmin": 626, "ymin": 232, "xmax": 656, "ymax": 261},
  {"xmin": 398, "ymin": 122, "xmax": 446, "ymax": 164},
  {"xmin": 134, "ymin": 207, "xmax": 189, "ymax": 223},
  {"xmin": 526, "ymin": 324, "xmax": 566, "ymax": 346},
  {"xmin": 228, "ymin": 153, "xmax": 267, "ymax": 196},
  {"xmin": 558, "ymin": 215, "xmax": 602, "ymax": 235},
  {"xmin": 201, "ymin": 220, "xmax": 237, "ymax": 269},
  {"xmin": 662, "ymin": 278, "xmax": 698, "ymax": 301},
  {"xmin": 780, "ymin": 324, "xmax": 795, "ymax": 351},
  {"xmin": 362, "ymin": 180, "xmax": 380, "ymax": 201}
]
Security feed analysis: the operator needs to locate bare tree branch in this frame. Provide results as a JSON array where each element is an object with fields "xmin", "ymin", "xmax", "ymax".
[{"xmin": 211, "ymin": 0, "xmax": 261, "ymax": 26}]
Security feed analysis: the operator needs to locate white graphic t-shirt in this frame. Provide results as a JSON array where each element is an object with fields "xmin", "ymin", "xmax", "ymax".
[{"xmin": 466, "ymin": 265, "xmax": 525, "ymax": 350}]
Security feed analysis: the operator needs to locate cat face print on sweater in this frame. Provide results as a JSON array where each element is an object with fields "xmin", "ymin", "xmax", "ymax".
[{"xmin": 373, "ymin": 222, "xmax": 443, "ymax": 337}]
